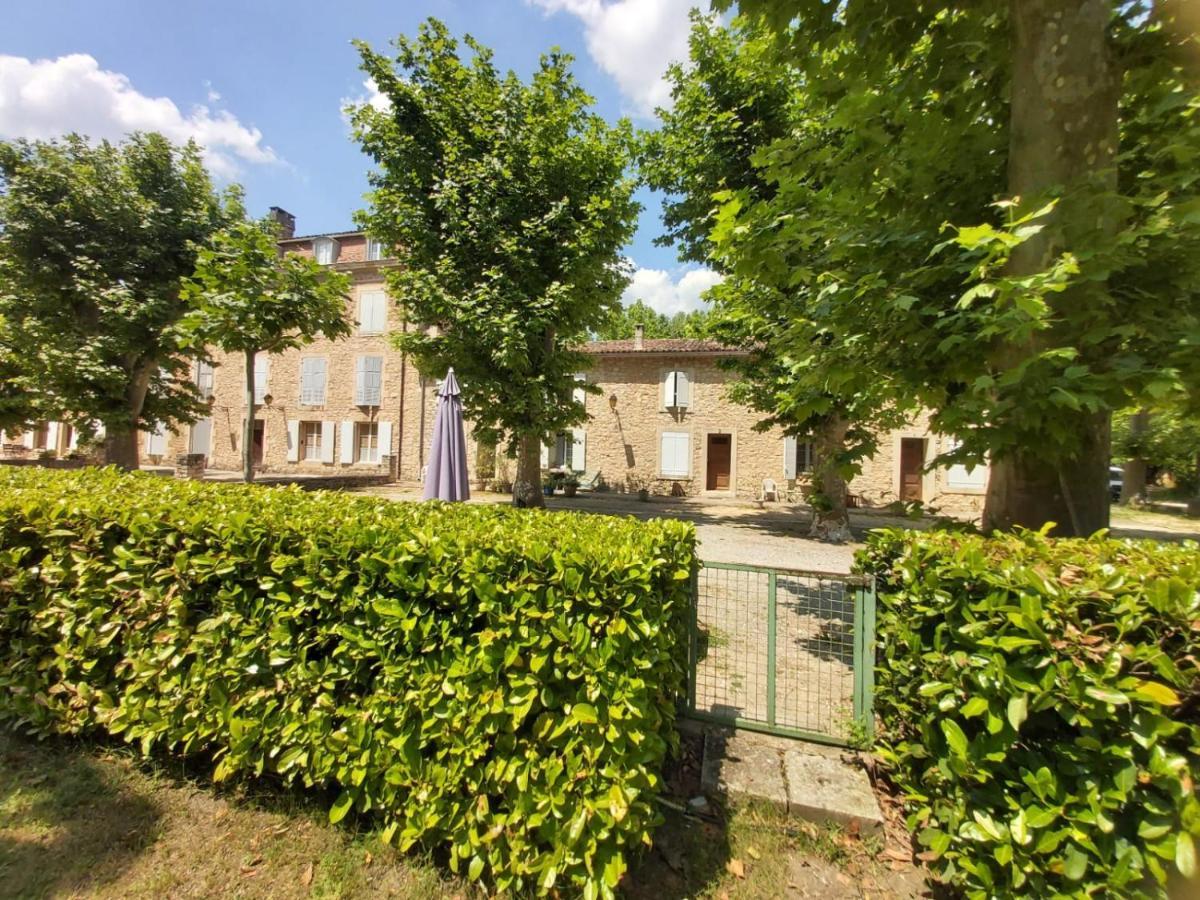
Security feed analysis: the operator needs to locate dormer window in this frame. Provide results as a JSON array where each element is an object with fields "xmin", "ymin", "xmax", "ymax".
[
  {"xmin": 366, "ymin": 237, "xmax": 386, "ymax": 261},
  {"xmin": 313, "ymin": 237, "xmax": 338, "ymax": 265}
]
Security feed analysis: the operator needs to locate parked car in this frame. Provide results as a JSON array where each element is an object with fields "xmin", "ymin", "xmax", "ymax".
[{"xmin": 1109, "ymin": 465, "xmax": 1124, "ymax": 502}]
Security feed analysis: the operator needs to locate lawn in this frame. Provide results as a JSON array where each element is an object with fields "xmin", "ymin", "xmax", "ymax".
[{"xmin": 0, "ymin": 730, "xmax": 919, "ymax": 899}]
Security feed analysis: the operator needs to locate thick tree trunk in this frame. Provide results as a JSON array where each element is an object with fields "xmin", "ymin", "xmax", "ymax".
[
  {"xmin": 512, "ymin": 434, "xmax": 544, "ymax": 508},
  {"xmin": 1119, "ymin": 408, "xmax": 1150, "ymax": 505},
  {"xmin": 984, "ymin": 411, "xmax": 1111, "ymax": 536},
  {"xmin": 243, "ymin": 348, "xmax": 257, "ymax": 483},
  {"xmin": 985, "ymin": 0, "xmax": 1119, "ymax": 535},
  {"xmin": 103, "ymin": 363, "xmax": 154, "ymax": 470},
  {"xmin": 808, "ymin": 415, "xmax": 852, "ymax": 543}
]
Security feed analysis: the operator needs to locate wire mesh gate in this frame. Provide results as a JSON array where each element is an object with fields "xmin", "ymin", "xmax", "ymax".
[{"xmin": 685, "ymin": 561, "xmax": 876, "ymax": 746}]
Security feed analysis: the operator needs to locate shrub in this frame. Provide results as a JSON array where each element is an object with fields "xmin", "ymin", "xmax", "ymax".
[
  {"xmin": 0, "ymin": 467, "xmax": 695, "ymax": 897},
  {"xmin": 856, "ymin": 527, "xmax": 1200, "ymax": 898}
]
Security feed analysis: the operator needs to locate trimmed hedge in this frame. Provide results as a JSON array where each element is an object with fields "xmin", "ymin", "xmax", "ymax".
[
  {"xmin": 0, "ymin": 467, "xmax": 695, "ymax": 897},
  {"xmin": 857, "ymin": 527, "xmax": 1200, "ymax": 899}
]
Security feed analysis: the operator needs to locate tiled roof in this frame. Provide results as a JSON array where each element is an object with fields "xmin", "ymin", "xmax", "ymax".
[
  {"xmin": 584, "ymin": 338, "xmax": 744, "ymax": 355},
  {"xmin": 279, "ymin": 230, "xmax": 363, "ymax": 242}
]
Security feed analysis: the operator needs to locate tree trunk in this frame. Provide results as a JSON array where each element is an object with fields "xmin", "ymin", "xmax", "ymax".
[
  {"xmin": 243, "ymin": 348, "xmax": 257, "ymax": 483},
  {"xmin": 512, "ymin": 434, "xmax": 544, "ymax": 508},
  {"xmin": 984, "ymin": 410, "xmax": 1111, "ymax": 536},
  {"xmin": 103, "ymin": 362, "xmax": 154, "ymax": 470},
  {"xmin": 808, "ymin": 415, "xmax": 852, "ymax": 543},
  {"xmin": 1119, "ymin": 408, "xmax": 1150, "ymax": 505},
  {"xmin": 985, "ymin": 0, "xmax": 1119, "ymax": 534}
]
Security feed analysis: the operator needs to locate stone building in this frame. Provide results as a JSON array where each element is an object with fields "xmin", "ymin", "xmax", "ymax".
[{"xmin": 1, "ymin": 209, "xmax": 988, "ymax": 512}]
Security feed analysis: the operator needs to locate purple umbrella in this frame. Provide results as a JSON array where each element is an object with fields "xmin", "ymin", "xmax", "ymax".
[{"xmin": 423, "ymin": 368, "xmax": 470, "ymax": 502}]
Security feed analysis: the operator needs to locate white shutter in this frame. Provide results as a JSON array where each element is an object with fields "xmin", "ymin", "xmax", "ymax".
[
  {"xmin": 675, "ymin": 371, "xmax": 691, "ymax": 409},
  {"xmin": 254, "ymin": 354, "xmax": 269, "ymax": 404},
  {"xmin": 662, "ymin": 371, "xmax": 673, "ymax": 409},
  {"xmin": 321, "ymin": 421, "xmax": 335, "ymax": 463},
  {"xmin": 359, "ymin": 292, "xmax": 386, "ymax": 333},
  {"xmin": 47, "ymin": 422, "xmax": 60, "ymax": 452},
  {"xmin": 571, "ymin": 428, "xmax": 586, "ymax": 471},
  {"xmin": 286, "ymin": 420, "xmax": 300, "ymax": 462},
  {"xmin": 190, "ymin": 418, "xmax": 212, "ymax": 456},
  {"xmin": 378, "ymin": 420, "xmax": 392, "ymax": 459},
  {"xmin": 301, "ymin": 358, "xmax": 326, "ymax": 405},
  {"xmin": 540, "ymin": 442, "xmax": 549, "ymax": 468},
  {"xmin": 95, "ymin": 422, "xmax": 106, "ymax": 440},
  {"xmin": 340, "ymin": 420, "xmax": 355, "ymax": 463},
  {"xmin": 783, "ymin": 436, "xmax": 797, "ymax": 479},
  {"xmin": 356, "ymin": 357, "xmax": 382, "ymax": 406},
  {"xmin": 661, "ymin": 431, "xmax": 690, "ymax": 477},
  {"xmin": 67, "ymin": 427, "xmax": 79, "ymax": 451},
  {"xmin": 22, "ymin": 430, "xmax": 34, "ymax": 448},
  {"xmin": 945, "ymin": 437, "xmax": 987, "ymax": 490}
]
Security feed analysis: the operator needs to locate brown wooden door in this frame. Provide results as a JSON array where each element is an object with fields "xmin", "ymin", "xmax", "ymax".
[
  {"xmin": 251, "ymin": 420, "xmax": 265, "ymax": 466},
  {"xmin": 899, "ymin": 438, "xmax": 925, "ymax": 501},
  {"xmin": 706, "ymin": 434, "xmax": 731, "ymax": 490}
]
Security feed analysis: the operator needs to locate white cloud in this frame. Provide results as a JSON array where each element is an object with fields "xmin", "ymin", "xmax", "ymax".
[
  {"xmin": 203, "ymin": 80, "xmax": 221, "ymax": 103},
  {"xmin": 341, "ymin": 77, "xmax": 391, "ymax": 123},
  {"xmin": 527, "ymin": 0, "xmax": 700, "ymax": 117},
  {"xmin": 623, "ymin": 264, "xmax": 722, "ymax": 315},
  {"xmin": 0, "ymin": 54, "xmax": 279, "ymax": 178}
]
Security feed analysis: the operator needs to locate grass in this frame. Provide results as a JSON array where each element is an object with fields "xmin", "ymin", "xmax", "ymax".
[{"xmin": 0, "ymin": 729, "xmax": 921, "ymax": 899}]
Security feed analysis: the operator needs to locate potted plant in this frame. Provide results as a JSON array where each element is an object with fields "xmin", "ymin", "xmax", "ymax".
[
  {"xmin": 542, "ymin": 475, "xmax": 556, "ymax": 496},
  {"xmin": 562, "ymin": 473, "xmax": 579, "ymax": 498},
  {"xmin": 627, "ymin": 474, "xmax": 651, "ymax": 502}
]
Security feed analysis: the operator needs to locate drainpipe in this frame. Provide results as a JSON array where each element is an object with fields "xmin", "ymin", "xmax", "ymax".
[{"xmin": 396, "ymin": 314, "xmax": 407, "ymax": 482}]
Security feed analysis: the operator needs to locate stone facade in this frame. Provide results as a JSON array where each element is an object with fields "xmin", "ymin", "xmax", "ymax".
[{"xmin": 1, "ymin": 220, "xmax": 988, "ymax": 512}]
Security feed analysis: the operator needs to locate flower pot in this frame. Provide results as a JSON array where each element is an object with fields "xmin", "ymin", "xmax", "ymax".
[
  {"xmin": 543, "ymin": 484, "xmax": 555, "ymax": 496},
  {"xmin": 637, "ymin": 489, "xmax": 650, "ymax": 502},
  {"xmin": 563, "ymin": 484, "xmax": 578, "ymax": 498}
]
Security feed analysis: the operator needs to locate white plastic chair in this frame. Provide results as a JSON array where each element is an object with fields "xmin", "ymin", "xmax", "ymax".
[{"xmin": 761, "ymin": 478, "xmax": 780, "ymax": 502}]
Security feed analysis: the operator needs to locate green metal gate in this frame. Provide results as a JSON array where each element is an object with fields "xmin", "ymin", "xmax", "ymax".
[{"xmin": 685, "ymin": 561, "xmax": 875, "ymax": 746}]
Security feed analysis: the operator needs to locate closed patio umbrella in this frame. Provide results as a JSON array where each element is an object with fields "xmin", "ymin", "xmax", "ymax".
[{"xmin": 423, "ymin": 368, "xmax": 470, "ymax": 502}]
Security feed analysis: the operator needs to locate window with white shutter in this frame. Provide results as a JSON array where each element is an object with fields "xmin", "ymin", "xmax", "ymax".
[
  {"xmin": 313, "ymin": 237, "xmax": 337, "ymax": 265},
  {"xmin": 663, "ymin": 370, "xmax": 691, "ymax": 409},
  {"xmin": 145, "ymin": 423, "xmax": 168, "ymax": 457},
  {"xmin": 366, "ymin": 238, "xmax": 386, "ymax": 261},
  {"xmin": 356, "ymin": 423, "xmax": 380, "ymax": 463},
  {"xmin": 944, "ymin": 438, "xmax": 987, "ymax": 490},
  {"xmin": 300, "ymin": 358, "xmax": 327, "ymax": 405},
  {"xmin": 660, "ymin": 431, "xmax": 690, "ymax": 477},
  {"xmin": 254, "ymin": 353, "xmax": 269, "ymax": 404},
  {"xmin": 195, "ymin": 360, "xmax": 215, "ymax": 400},
  {"xmin": 358, "ymin": 291, "xmax": 386, "ymax": 334},
  {"xmin": 355, "ymin": 356, "xmax": 383, "ymax": 406},
  {"xmin": 300, "ymin": 422, "xmax": 322, "ymax": 461}
]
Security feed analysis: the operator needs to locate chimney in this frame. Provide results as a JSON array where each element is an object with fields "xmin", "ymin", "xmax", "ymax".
[
  {"xmin": 267, "ymin": 206, "xmax": 296, "ymax": 240},
  {"xmin": 634, "ymin": 323, "xmax": 644, "ymax": 350}
]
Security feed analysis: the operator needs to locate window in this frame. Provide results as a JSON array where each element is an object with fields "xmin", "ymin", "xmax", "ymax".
[
  {"xmin": 253, "ymin": 353, "xmax": 269, "ymax": 404},
  {"xmin": 944, "ymin": 438, "xmax": 987, "ymax": 490},
  {"xmin": 313, "ymin": 237, "xmax": 337, "ymax": 265},
  {"xmin": 300, "ymin": 357, "xmax": 327, "ymax": 405},
  {"xmin": 195, "ymin": 360, "xmax": 215, "ymax": 400},
  {"xmin": 356, "ymin": 423, "xmax": 379, "ymax": 463},
  {"xmin": 660, "ymin": 431, "xmax": 690, "ymax": 477},
  {"xmin": 663, "ymin": 370, "xmax": 691, "ymax": 409},
  {"xmin": 358, "ymin": 291, "xmax": 387, "ymax": 334},
  {"xmin": 300, "ymin": 422, "xmax": 322, "ymax": 461},
  {"xmin": 355, "ymin": 356, "xmax": 383, "ymax": 406},
  {"xmin": 33, "ymin": 422, "xmax": 49, "ymax": 449},
  {"xmin": 549, "ymin": 429, "xmax": 586, "ymax": 470},
  {"xmin": 145, "ymin": 424, "xmax": 168, "ymax": 457},
  {"xmin": 783, "ymin": 437, "xmax": 816, "ymax": 478},
  {"xmin": 366, "ymin": 237, "xmax": 386, "ymax": 261}
]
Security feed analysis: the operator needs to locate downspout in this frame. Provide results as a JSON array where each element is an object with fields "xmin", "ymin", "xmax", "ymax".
[{"xmin": 396, "ymin": 313, "xmax": 407, "ymax": 483}]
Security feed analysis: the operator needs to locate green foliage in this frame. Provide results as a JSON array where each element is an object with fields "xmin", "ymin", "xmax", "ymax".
[
  {"xmin": 592, "ymin": 300, "xmax": 710, "ymax": 341},
  {"xmin": 856, "ymin": 528, "xmax": 1200, "ymax": 898},
  {"xmin": 348, "ymin": 19, "xmax": 639, "ymax": 455},
  {"xmin": 0, "ymin": 467, "xmax": 696, "ymax": 897},
  {"xmin": 182, "ymin": 217, "xmax": 352, "ymax": 357},
  {"xmin": 1113, "ymin": 406, "xmax": 1200, "ymax": 495},
  {"xmin": 0, "ymin": 133, "xmax": 238, "ymax": 451}
]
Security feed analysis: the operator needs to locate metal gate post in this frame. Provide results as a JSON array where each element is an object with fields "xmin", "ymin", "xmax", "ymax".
[
  {"xmin": 853, "ymin": 577, "xmax": 877, "ymax": 741},
  {"xmin": 766, "ymin": 570, "xmax": 777, "ymax": 727},
  {"xmin": 686, "ymin": 557, "xmax": 699, "ymax": 713}
]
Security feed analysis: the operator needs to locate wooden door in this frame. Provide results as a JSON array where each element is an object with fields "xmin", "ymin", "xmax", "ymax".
[
  {"xmin": 706, "ymin": 434, "xmax": 732, "ymax": 491},
  {"xmin": 251, "ymin": 420, "xmax": 265, "ymax": 466},
  {"xmin": 899, "ymin": 438, "xmax": 925, "ymax": 501}
]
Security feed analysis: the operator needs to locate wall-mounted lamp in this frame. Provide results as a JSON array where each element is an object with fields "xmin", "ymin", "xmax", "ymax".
[
  {"xmin": 262, "ymin": 393, "xmax": 274, "ymax": 408},
  {"xmin": 608, "ymin": 393, "xmax": 618, "ymax": 411}
]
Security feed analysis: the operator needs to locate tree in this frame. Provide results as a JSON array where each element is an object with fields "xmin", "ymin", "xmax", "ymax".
[
  {"xmin": 593, "ymin": 299, "xmax": 710, "ymax": 340},
  {"xmin": 181, "ymin": 219, "xmax": 351, "ymax": 482},
  {"xmin": 348, "ymin": 19, "xmax": 638, "ymax": 507},
  {"xmin": 0, "ymin": 134, "xmax": 237, "ymax": 467},
  {"xmin": 642, "ymin": 14, "xmax": 910, "ymax": 541},
  {"xmin": 1113, "ymin": 404, "xmax": 1200, "ymax": 497},
  {"xmin": 710, "ymin": 0, "xmax": 1200, "ymax": 536}
]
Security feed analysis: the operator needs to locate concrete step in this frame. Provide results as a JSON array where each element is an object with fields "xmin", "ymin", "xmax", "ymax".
[{"xmin": 700, "ymin": 730, "xmax": 885, "ymax": 835}]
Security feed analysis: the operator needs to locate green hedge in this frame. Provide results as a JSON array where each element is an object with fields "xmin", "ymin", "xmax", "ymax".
[
  {"xmin": 0, "ymin": 467, "xmax": 695, "ymax": 897},
  {"xmin": 857, "ymin": 527, "xmax": 1200, "ymax": 899}
]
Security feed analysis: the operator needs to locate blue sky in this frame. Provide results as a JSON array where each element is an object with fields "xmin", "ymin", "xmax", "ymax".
[{"xmin": 1, "ymin": 0, "xmax": 721, "ymax": 314}]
